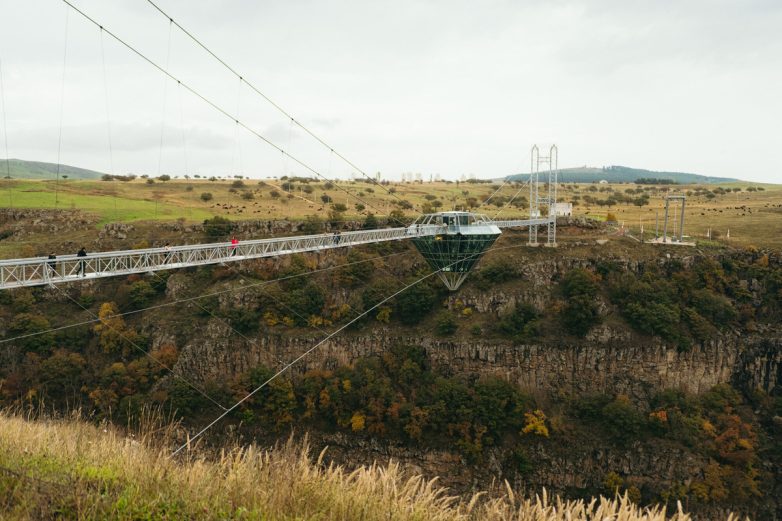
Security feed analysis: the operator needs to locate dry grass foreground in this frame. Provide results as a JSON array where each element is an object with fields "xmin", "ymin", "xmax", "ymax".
[{"xmin": 0, "ymin": 411, "xmax": 746, "ymax": 521}]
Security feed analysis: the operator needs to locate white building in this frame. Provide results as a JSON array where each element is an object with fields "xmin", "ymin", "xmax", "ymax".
[{"xmin": 553, "ymin": 202, "xmax": 573, "ymax": 216}]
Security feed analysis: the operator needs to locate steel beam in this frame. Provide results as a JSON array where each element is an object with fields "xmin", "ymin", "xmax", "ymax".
[
  {"xmin": 0, "ymin": 225, "xmax": 441, "ymax": 290},
  {"xmin": 0, "ymin": 216, "xmax": 555, "ymax": 290}
]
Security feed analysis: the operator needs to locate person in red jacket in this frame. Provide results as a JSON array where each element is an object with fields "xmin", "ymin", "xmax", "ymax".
[{"xmin": 230, "ymin": 235, "xmax": 239, "ymax": 256}]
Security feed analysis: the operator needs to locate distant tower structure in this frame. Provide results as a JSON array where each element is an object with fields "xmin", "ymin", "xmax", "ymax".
[
  {"xmin": 662, "ymin": 195, "xmax": 686, "ymax": 243},
  {"xmin": 529, "ymin": 144, "xmax": 558, "ymax": 247}
]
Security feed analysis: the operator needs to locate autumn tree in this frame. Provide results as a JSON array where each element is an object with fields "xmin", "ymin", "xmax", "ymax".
[{"xmin": 94, "ymin": 302, "xmax": 140, "ymax": 354}]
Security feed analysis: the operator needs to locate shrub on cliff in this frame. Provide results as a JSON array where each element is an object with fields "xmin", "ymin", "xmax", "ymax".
[
  {"xmin": 395, "ymin": 281, "xmax": 437, "ymax": 325},
  {"xmin": 128, "ymin": 280, "xmax": 156, "ymax": 309},
  {"xmin": 559, "ymin": 268, "xmax": 602, "ymax": 337},
  {"xmin": 203, "ymin": 216, "xmax": 234, "ymax": 239},
  {"xmin": 477, "ymin": 257, "xmax": 519, "ymax": 286},
  {"xmin": 8, "ymin": 313, "xmax": 54, "ymax": 354},
  {"xmin": 497, "ymin": 302, "xmax": 540, "ymax": 340},
  {"xmin": 602, "ymin": 395, "xmax": 647, "ymax": 442},
  {"xmin": 435, "ymin": 313, "xmax": 458, "ymax": 336}
]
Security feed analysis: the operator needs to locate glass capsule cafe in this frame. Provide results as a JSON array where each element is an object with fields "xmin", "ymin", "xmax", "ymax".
[{"xmin": 409, "ymin": 212, "xmax": 501, "ymax": 291}]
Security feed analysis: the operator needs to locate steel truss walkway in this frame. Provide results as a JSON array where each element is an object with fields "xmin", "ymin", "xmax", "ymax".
[{"xmin": 0, "ymin": 218, "xmax": 552, "ymax": 290}]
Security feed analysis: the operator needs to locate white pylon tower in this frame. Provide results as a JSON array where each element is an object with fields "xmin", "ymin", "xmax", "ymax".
[{"xmin": 529, "ymin": 144, "xmax": 558, "ymax": 247}]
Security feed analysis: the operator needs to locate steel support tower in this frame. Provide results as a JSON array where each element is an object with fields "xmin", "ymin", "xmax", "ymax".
[
  {"xmin": 662, "ymin": 195, "xmax": 686, "ymax": 243},
  {"xmin": 529, "ymin": 144, "xmax": 558, "ymax": 247}
]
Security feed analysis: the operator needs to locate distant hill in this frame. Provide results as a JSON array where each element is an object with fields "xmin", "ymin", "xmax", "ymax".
[
  {"xmin": 0, "ymin": 158, "xmax": 105, "ymax": 180},
  {"xmin": 506, "ymin": 165, "xmax": 739, "ymax": 184}
]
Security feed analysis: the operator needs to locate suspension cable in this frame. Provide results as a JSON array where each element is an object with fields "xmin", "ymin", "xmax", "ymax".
[
  {"xmin": 0, "ymin": 57, "xmax": 11, "ymax": 208},
  {"xmin": 0, "ymin": 249, "xmax": 414, "ymax": 345},
  {"xmin": 99, "ymin": 28, "xmax": 118, "ymax": 221},
  {"xmin": 493, "ymin": 178, "xmax": 530, "ymax": 219},
  {"xmin": 53, "ymin": 285, "xmax": 228, "ymax": 411},
  {"xmin": 172, "ymin": 263, "xmax": 440, "ymax": 456},
  {"xmin": 54, "ymin": 6, "xmax": 70, "ymax": 208},
  {"xmin": 142, "ymin": 0, "xmax": 413, "ymax": 211},
  {"xmin": 170, "ymin": 239, "xmax": 525, "ymax": 456},
  {"xmin": 4, "ymin": 248, "xmax": 418, "ymax": 413},
  {"xmin": 176, "ymin": 82, "xmax": 191, "ymax": 218},
  {"xmin": 156, "ymin": 19, "xmax": 173, "ymax": 179},
  {"xmin": 476, "ymin": 176, "xmax": 512, "ymax": 210},
  {"xmin": 231, "ymin": 77, "xmax": 243, "ymax": 178},
  {"xmin": 61, "ymin": 0, "xmax": 402, "ymax": 225}
]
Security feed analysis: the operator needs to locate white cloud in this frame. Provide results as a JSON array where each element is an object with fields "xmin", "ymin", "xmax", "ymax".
[{"xmin": 0, "ymin": 0, "xmax": 779, "ymax": 182}]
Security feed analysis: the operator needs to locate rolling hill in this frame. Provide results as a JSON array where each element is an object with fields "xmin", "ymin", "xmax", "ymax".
[
  {"xmin": 506, "ymin": 165, "xmax": 739, "ymax": 184},
  {"xmin": 0, "ymin": 158, "xmax": 105, "ymax": 180}
]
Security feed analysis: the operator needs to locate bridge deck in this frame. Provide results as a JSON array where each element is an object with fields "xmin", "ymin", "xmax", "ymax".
[{"xmin": 0, "ymin": 218, "xmax": 552, "ymax": 289}]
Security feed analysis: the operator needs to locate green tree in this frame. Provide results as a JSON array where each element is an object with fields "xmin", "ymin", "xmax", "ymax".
[
  {"xmin": 8, "ymin": 313, "xmax": 54, "ymax": 354},
  {"xmin": 498, "ymin": 303, "xmax": 539, "ymax": 339},
  {"xmin": 240, "ymin": 365, "xmax": 297, "ymax": 430},
  {"xmin": 301, "ymin": 215, "xmax": 323, "ymax": 234},
  {"xmin": 337, "ymin": 250, "xmax": 374, "ymax": 288},
  {"xmin": 203, "ymin": 216, "xmax": 235, "ymax": 239},
  {"xmin": 128, "ymin": 280, "xmax": 156, "ymax": 309},
  {"xmin": 283, "ymin": 283, "xmax": 325, "ymax": 326},
  {"xmin": 362, "ymin": 213, "xmax": 378, "ymax": 230},
  {"xmin": 38, "ymin": 349, "xmax": 87, "ymax": 401},
  {"xmin": 602, "ymin": 395, "xmax": 646, "ymax": 442},
  {"xmin": 435, "ymin": 313, "xmax": 458, "ymax": 336},
  {"xmin": 562, "ymin": 295, "xmax": 601, "ymax": 337},
  {"xmin": 559, "ymin": 268, "xmax": 602, "ymax": 337},
  {"xmin": 395, "ymin": 281, "xmax": 437, "ymax": 325},
  {"xmin": 94, "ymin": 302, "xmax": 140, "ymax": 354}
]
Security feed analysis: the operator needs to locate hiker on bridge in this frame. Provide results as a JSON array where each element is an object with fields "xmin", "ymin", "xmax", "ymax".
[
  {"xmin": 47, "ymin": 253, "xmax": 57, "ymax": 275},
  {"xmin": 77, "ymin": 246, "xmax": 87, "ymax": 277}
]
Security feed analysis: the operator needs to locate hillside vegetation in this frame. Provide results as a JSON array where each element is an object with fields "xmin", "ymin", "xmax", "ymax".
[
  {"xmin": 0, "ymin": 411, "xmax": 730, "ymax": 520},
  {"xmin": 0, "ymin": 158, "xmax": 104, "ymax": 180},
  {"xmin": 506, "ymin": 166, "xmax": 739, "ymax": 185},
  {"xmin": 0, "ymin": 173, "xmax": 780, "ymax": 257},
  {"xmin": 1, "ymin": 237, "xmax": 779, "ymax": 515}
]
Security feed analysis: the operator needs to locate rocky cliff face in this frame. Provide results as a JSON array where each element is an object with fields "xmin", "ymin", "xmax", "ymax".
[
  {"xmin": 151, "ymin": 250, "xmax": 780, "ymax": 519},
  {"xmin": 168, "ymin": 319, "xmax": 780, "ymax": 404},
  {"xmin": 0, "ymin": 208, "xmax": 97, "ymax": 238}
]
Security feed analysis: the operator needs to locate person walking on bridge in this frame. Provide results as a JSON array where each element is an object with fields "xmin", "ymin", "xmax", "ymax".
[
  {"xmin": 47, "ymin": 252, "xmax": 57, "ymax": 275},
  {"xmin": 77, "ymin": 246, "xmax": 87, "ymax": 277},
  {"xmin": 230, "ymin": 235, "xmax": 239, "ymax": 257}
]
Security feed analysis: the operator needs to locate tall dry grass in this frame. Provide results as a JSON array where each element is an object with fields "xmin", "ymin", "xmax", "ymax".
[{"xmin": 0, "ymin": 410, "xmax": 743, "ymax": 520}]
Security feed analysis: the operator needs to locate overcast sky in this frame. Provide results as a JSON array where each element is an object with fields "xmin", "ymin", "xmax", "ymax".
[{"xmin": 0, "ymin": 0, "xmax": 780, "ymax": 182}]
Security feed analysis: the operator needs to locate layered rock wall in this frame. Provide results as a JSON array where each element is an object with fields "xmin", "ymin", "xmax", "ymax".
[{"xmin": 170, "ymin": 321, "xmax": 781, "ymax": 402}]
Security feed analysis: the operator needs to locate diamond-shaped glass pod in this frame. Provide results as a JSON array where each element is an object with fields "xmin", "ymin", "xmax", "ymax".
[{"xmin": 409, "ymin": 212, "xmax": 501, "ymax": 291}]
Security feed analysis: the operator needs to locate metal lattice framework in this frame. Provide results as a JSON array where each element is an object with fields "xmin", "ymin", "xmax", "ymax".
[
  {"xmin": 0, "ymin": 225, "xmax": 441, "ymax": 290},
  {"xmin": 0, "ymin": 217, "xmax": 551, "ymax": 290},
  {"xmin": 410, "ymin": 212, "xmax": 501, "ymax": 290},
  {"xmin": 528, "ymin": 144, "xmax": 558, "ymax": 247},
  {"xmin": 662, "ymin": 195, "xmax": 686, "ymax": 243}
]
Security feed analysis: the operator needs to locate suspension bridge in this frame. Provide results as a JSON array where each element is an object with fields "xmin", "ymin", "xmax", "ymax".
[
  {"xmin": 0, "ymin": 1, "xmax": 562, "ymax": 293},
  {"xmin": 0, "ymin": 214, "xmax": 554, "ymax": 291},
  {"xmin": 0, "ymin": 0, "xmax": 565, "ymax": 452}
]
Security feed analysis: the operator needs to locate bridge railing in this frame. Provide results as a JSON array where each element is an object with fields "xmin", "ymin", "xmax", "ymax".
[
  {"xmin": 492, "ymin": 217, "xmax": 552, "ymax": 228},
  {"xmin": 0, "ymin": 218, "xmax": 552, "ymax": 289},
  {"xmin": 0, "ymin": 225, "xmax": 442, "ymax": 289}
]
